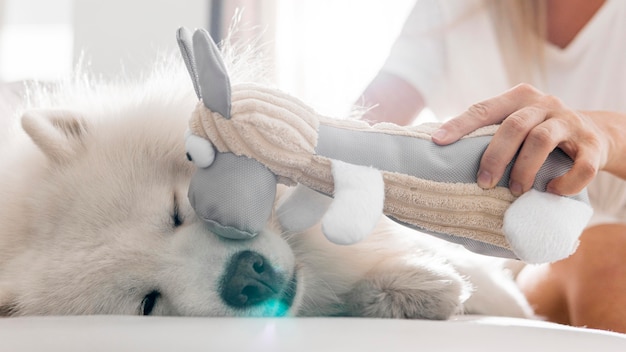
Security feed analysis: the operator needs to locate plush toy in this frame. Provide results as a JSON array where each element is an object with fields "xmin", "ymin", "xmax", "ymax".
[{"xmin": 177, "ymin": 27, "xmax": 593, "ymax": 264}]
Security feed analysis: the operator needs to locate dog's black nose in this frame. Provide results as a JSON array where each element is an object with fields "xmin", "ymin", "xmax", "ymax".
[{"xmin": 220, "ymin": 250, "xmax": 284, "ymax": 308}]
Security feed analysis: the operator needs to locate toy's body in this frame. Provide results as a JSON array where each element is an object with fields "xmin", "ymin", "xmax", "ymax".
[{"xmin": 179, "ymin": 28, "xmax": 593, "ymax": 264}]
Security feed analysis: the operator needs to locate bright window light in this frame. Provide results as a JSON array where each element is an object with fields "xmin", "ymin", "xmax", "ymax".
[
  {"xmin": 0, "ymin": 24, "xmax": 73, "ymax": 81},
  {"xmin": 0, "ymin": 0, "xmax": 73, "ymax": 82},
  {"xmin": 274, "ymin": 0, "xmax": 415, "ymax": 117}
]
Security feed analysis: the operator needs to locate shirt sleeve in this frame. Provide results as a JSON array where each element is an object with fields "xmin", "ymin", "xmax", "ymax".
[
  {"xmin": 381, "ymin": 0, "xmax": 510, "ymax": 120},
  {"xmin": 381, "ymin": 0, "xmax": 447, "ymax": 103}
]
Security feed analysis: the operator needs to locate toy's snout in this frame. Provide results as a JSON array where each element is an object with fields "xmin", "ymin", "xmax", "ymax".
[{"xmin": 185, "ymin": 132, "xmax": 277, "ymax": 240}]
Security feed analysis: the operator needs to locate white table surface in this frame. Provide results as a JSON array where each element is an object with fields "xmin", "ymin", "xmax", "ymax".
[{"xmin": 1, "ymin": 315, "xmax": 625, "ymax": 352}]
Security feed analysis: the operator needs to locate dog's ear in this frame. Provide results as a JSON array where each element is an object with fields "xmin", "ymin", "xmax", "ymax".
[
  {"xmin": 0, "ymin": 289, "xmax": 19, "ymax": 316},
  {"xmin": 21, "ymin": 109, "xmax": 88, "ymax": 164}
]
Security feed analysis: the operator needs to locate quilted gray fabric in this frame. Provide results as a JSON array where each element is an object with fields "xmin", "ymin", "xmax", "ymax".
[
  {"xmin": 316, "ymin": 124, "xmax": 588, "ymax": 202},
  {"xmin": 188, "ymin": 152, "xmax": 276, "ymax": 239}
]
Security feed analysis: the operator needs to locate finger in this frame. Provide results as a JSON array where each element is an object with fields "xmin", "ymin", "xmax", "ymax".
[
  {"xmin": 507, "ymin": 118, "xmax": 565, "ymax": 196},
  {"xmin": 432, "ymin": 100, "xmax": 511, "ymax": 145},
  {"xmin": 547, "ymin": 148, "xmax": 600, "ymax": 196},
  {"xmin": 477, "ymin": 106, "xmax": 548, "ymax": 189},
  {"xmin": 432, "ymin": 84, "xmax": 541, "ymax": 145}
]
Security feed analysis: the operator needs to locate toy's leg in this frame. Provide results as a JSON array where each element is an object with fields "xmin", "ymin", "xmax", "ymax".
[
  {"xmin": 321, "ymin": 160, "xmax": 385, "ymax": 245},
  {"xmin": 503, "ymin": 189, "xmax": 593, "ymax": 264},
  {"xmin": 276, "ymin": 184, "xmax": 332, "ymax": 233}
]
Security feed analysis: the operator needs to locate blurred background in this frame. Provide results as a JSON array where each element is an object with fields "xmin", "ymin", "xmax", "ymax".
[{"xmin": 0, "ymin": 0, "xmax": 414, "ymax": 116}]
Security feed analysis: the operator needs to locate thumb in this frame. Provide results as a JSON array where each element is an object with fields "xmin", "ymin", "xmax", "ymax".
[{"xmin": 546, "ymin": 157, "xmax": 599, "ymax": 196}]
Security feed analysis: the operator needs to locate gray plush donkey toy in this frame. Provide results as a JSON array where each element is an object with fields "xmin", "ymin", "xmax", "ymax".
[{"xmin": 177, "ymin": 27, "xmax": 593, "ymax": 264}]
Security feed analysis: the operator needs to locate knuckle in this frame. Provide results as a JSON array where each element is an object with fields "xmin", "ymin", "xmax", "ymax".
[
  {"xmin": 576, "ymin": 159, "xmax": 598, "ymax": 180},
  {"xmin": 526, "ymin": 125, "xmax": 554, "ymax": 146},
  {"xmin": 583, "ymin": 130, "xmax": 603, "ymax": 150},
  {"xmin": 467, "ymin": 102, "xmax": 490, "ymax": 117},
  {"xmin": 443, "ymin": 118, "xmax": 464, "ymax": 132},
  {"xmin": 540, "ymin": 94, "xmax": 564, "ymax": 109},
  {"xmin": 502, "ymin": 112, "xmax": 530, "ymax": 134},
  {"xmin": 466, "ymin": 102, "xmax": 492, "ymax": 124},
  {"xmin": 513, "ymin": 83, "xmax": 540, "ymax": 97}
]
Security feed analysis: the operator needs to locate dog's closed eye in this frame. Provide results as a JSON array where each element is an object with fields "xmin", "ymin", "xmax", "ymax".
[
  {"xmin": 172, "ymin": 194, "xmax": 183, "ymax": 228},
  {"xmin": 141, "ymin": 290, "xmax": 160, "ymax": 315}
]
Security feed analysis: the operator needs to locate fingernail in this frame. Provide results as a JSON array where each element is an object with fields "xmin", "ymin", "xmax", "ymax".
[
  {"xmin": 509, "ymin": 181, "xmax": 523, "ymax": 196},
  {"xmin": 432, "ymin": 128, "xmax": 447, "ymax": 142},
  {"xmin": 477, "ymin": 170, "xmax": 492, "ymax": 189}
]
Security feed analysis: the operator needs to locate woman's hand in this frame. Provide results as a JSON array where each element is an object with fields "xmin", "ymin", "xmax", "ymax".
[{"xmin": 431, "ymin": 84, "xmax": 615, "ymax": 196}]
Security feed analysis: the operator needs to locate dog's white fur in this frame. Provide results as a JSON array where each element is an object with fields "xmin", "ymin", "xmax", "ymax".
[{"xmin": 0, "ymin": 58, "xmax": 533, "ymax": 319}]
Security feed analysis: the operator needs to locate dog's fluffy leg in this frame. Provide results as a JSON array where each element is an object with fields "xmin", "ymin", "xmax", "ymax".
[
  {"xmin": 450, "ymin": 256, "xmax": 535, "ymax": 318},
  {"xmin": 341, "ymin": 255, "xmax": 469, "ymax": 320}
]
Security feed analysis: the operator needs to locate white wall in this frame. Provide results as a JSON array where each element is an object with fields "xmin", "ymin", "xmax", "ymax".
[
  {"xmin": 73, "ymin": 0, "xmax": 208, "ymax": 79},
  {"xmin": 1, "ymin": 0, "xmax": 421, "ymax": 121},
  {"xmin": 0, "ymin": 0, "xmax": 209, "ymax": 81}
]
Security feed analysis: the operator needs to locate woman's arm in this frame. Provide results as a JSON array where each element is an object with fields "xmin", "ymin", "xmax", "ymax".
[
  {"xmin": 358, "ymin": 71, "xmax": 426, "ymax": 126},
  {"xmin": 432, "ymin": 83, "xmax": 626, "ymax": 195}
]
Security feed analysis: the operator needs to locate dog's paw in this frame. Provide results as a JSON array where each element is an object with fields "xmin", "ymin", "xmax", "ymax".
[
  {"xmin": 461, "ymin": 259, "xmax": 535, "ymax": 318},
  {"xmin": 342, "ymin": 257, "xmax": 469, "ymax": 320}
]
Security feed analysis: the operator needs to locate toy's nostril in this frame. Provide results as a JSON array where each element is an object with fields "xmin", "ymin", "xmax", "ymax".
[{"xmin": 186, "ymin": 152, "xmax": 192, "ymax": 161}]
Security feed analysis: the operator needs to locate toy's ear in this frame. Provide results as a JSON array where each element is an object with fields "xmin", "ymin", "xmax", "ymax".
[
  {"xmin": 176, "ymin": 27, "xmax": 201, "ymax": 100},
  {"xmin": 177, "ymin": 27, "xmax": 231, "ymax": 119},
  {"xmin": 21, "ymin": 109, "xmax": 88, "ymax": 164}
]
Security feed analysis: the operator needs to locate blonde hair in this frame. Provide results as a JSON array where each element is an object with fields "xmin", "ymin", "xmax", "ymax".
[{"xmin": 487, "ymin": 0, "xmax": 547, "ymax": 86}]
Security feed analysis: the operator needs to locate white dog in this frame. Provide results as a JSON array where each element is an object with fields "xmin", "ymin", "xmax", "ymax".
[{"xmin": 0, "ymin": 58, "xmax": 533, "ymax": 319}]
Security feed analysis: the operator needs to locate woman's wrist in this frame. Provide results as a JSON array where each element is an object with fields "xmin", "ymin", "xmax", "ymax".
[{"xmin": 588, "ymin": 110, "xmax": 626, "ymax": 179}]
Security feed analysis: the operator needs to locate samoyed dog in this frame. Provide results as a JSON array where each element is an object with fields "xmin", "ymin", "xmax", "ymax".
[{"xmin": 0, "ymin": 52, "xmax": 533, "ymax": 319}]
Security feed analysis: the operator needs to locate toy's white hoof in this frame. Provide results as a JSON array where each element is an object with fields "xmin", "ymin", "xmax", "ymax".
[
  {"xmin": 503, "ymin": 189, "xmax": 593, "ymax": 264},
  {"xmin": 277, "ymin": 184, "xmax": 331, "ymax": 233},
  {"xmin": 321, "ymin": 160, "xmax": 384, "ymax": 245}
]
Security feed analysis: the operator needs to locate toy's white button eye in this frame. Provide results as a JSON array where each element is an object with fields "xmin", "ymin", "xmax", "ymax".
[{"xmin": 185, "ymin": 131, "xmax": 215, "ymax": 168}]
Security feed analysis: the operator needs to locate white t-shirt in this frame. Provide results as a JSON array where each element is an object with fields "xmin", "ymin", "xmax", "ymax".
[{"xmin": 382, "ymin": 0, "xmax": 626, "ymax": 227}]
